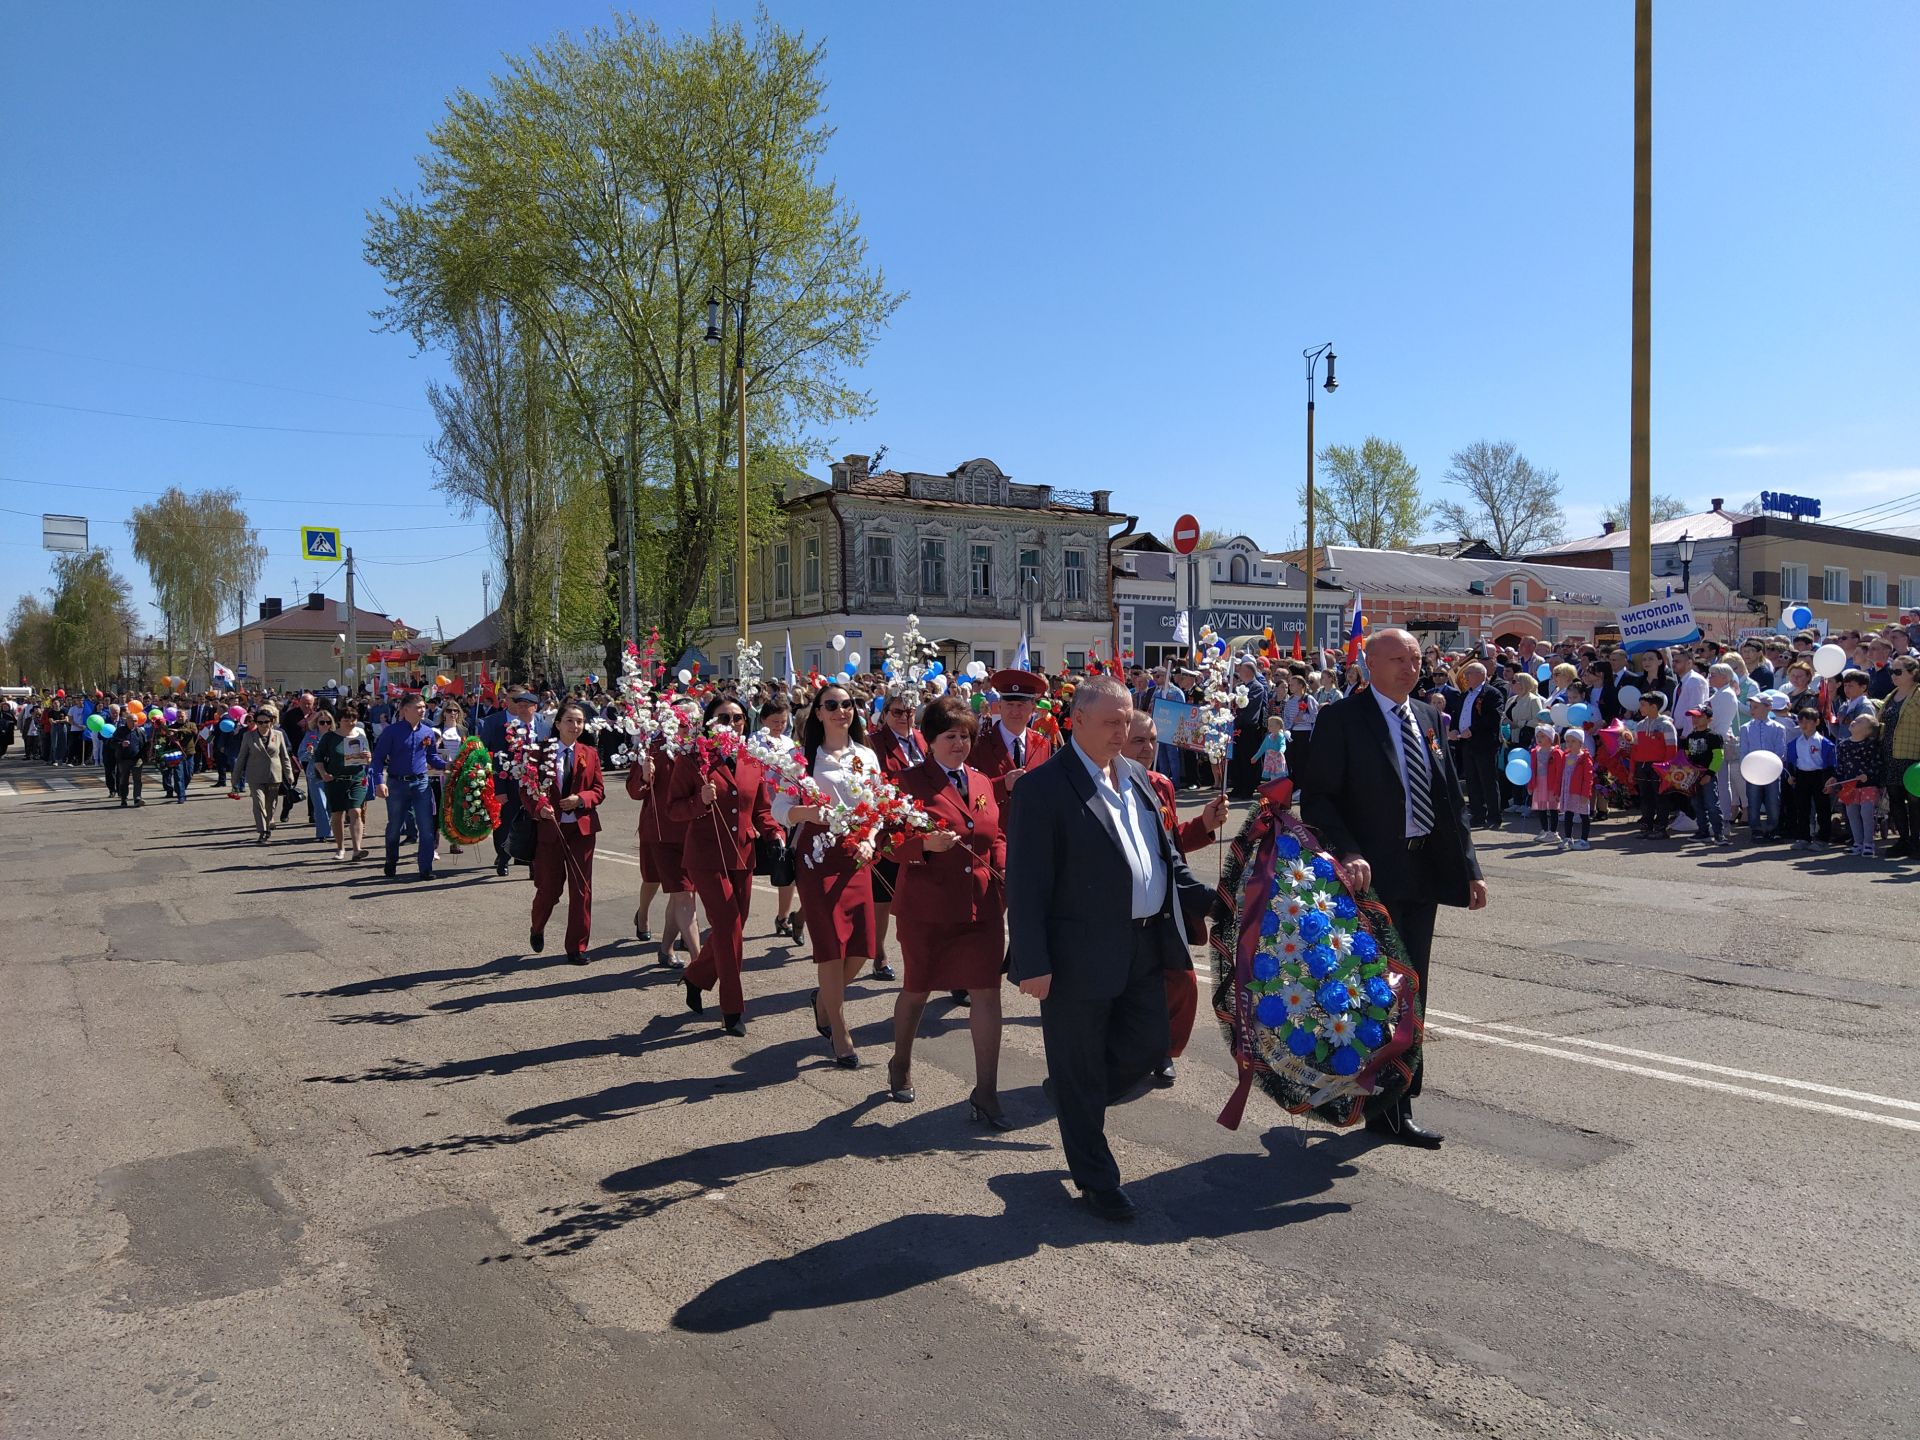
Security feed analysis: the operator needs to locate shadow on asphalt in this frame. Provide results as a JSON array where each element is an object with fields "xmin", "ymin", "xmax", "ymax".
[{"xmin": 659, "ymin": 1128, "xmax": 1357, "ymax": 1333}]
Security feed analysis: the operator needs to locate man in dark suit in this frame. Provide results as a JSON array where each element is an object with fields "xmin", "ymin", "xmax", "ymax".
[
  {"xmin": 1302, "ymin": 627, "xmax": 1488, "ymax": 1148},
  {"xmin": 478, "ymin": 689, "xmax": 541, "ymax": 877},
  {"xmin": 1006, "ymin": 677, "xmax": 1212, "ymax": 1222},
  {"xmin": 1447, "ymin": 660, "xmax": 1505, "ymax": 828}
]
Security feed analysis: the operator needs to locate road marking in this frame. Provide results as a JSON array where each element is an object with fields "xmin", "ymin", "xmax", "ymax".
[
  {"xmin": 45, "ymin": 775, "xmax": 78, "ymax": 791},
  {"xmin": 1429, "ymin": 1010, "xmax": 1920, "ymax": 1115},
  {"xmin": 1426, "ymin": 1023, "xmax": 1920, "ymax": 1133},
  {"xmin": 0, "ymin": 780, "xmax": 15, "ymax": 797}
]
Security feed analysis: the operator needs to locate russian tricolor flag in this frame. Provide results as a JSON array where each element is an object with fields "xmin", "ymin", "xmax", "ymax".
[{"xmin": 1344, "ymin": 592, "xmax": 1366, "ymax": 664}]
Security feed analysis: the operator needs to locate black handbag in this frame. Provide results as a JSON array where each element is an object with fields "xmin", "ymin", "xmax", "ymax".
[{"xmin": 506, "ymin": 807, "xmax": 538, "ymax": 864}]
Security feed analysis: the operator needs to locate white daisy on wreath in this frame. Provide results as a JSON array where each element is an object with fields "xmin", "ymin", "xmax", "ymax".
[
  {"xmin": 1284, "ymin": 860, "xmax": 1316, "ymax": 889},
  {"xmin": 1322, "ymin": 1012, "xmax": 1361, "ymax": 1047},
  {"xmin": 1280, "ymin": 979, "xmax": 1312, "ymax": 1018},
  {"xmin": 1282, "ymin": 895, "xmax": 1308, "ymax": 921},
  {"xmin": 1275, "ymin": 934, "xmax": 1305, "ymax": 963},
  {"xmin": 1310, "ymin": 892, "xmax": 1338, "ymax": 916}
]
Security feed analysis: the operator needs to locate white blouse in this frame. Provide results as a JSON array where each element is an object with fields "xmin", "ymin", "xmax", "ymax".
[{"xmin": 772, "ymin": 741, "xmax": 879, "ymax": 825}]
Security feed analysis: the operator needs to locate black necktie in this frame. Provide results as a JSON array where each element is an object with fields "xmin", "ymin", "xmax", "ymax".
[
  {"xmin": 1398, "ymin": 704, "xmax": 1435, "ymax": 835},
  {"xmin": 947, "ymin": 768, "xmax": 967, "ymax": 799},
  {"xmin": 1012, "ymin": 734, "xmax": 1025, "ymax": 768}
]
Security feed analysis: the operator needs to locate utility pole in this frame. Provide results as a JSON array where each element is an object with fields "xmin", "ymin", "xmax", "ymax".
[
  {"xmin": 345, "ymin": 547, "xmax": 358, "ymax": 697},
  {"xmin": 1629, "ymin": 0, "xmax": 1653, "ymax": 603}
]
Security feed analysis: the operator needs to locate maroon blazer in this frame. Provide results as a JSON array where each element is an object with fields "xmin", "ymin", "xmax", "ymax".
[
  {"xmin": 889, "ymin": 759, "xmax": 1006, "ymax": 926},
  {"xmin": 871, "ymin": 723, "xmax": 927, "ymax": 783},
  {"xmin": 1146, "ymin": 768, "xmax": 1217, "ymax": 856},
  {"xmin": 666, "ymin": 749, "xmax": 774, "ymax": 873},
  {"xmin": 536, "ymin": 742, "xmax": 606, "ymax": 839},
  {"xmin": 968, "ymin": 722, "xmax": 1053, "ymax": 806},
  {"xmin": 632, "ymin": 738, "xmax": 687, "ymax": 844}
]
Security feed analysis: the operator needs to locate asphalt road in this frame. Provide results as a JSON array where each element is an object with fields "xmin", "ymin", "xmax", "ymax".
[{"xmin": 4, "ymin": 752, "xmax": 1917, "ymax": 1439}]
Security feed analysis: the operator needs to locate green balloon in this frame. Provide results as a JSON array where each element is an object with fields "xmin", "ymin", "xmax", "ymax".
[{"xmin": 1905, "ymin": 764, "xmax": 1920, "ymax": 799}]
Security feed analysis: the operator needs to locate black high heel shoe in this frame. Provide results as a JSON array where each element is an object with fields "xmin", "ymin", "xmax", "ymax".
[
  {"xmin": 810, "ymin": 987, "xmax": 830, "ymax": 1037},
  {"xmin": 967, "ymin": 1090, "xmax": 1012, "ymax": 1131},
  {"xmin": 885, "ymin": 1059, "xmax": 915, "ymax": 1103},
  {"xmin": 684, "ymin": 980, "xmax": 704, "ymax": 1015},
  {"xmin": 721, "ymin": 1013, "xmax": 747, "ymax": 1037}
]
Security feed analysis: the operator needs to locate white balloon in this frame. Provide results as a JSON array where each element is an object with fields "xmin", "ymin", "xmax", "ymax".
[
  {"xmin": 677, "ymin": 668, "xmax": 692, "ymax": 685},
  {"xmin": 1616, "ymin": 685, "xmax": 1642, "ymax": 711},
  {"xmin": 967, "ymin": 660, "xmax": 989, "ymax": 680},
  {"xmin": 847, "ymin": 651, "xmax": 862, "ymax": 669},
  {"xmin": 1812, "ymin": 643, "xmax": 1847, "ymax": 679},
  {"xmin": 929, "ymin": 674, "xmax": 949, "ymax": 695},
  {"xmin": 1549, "ymin": 702, "xmax": 1570, "ymax": 726},
  {"xmin": 1739, "ymin": 748, "xmax": 1783, "ymax": 786},
  {"xmin": 830, "ymin": 634, "xmax": 846, "ymax": 652}
]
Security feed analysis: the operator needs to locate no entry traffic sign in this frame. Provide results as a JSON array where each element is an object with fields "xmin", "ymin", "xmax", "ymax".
[{"xmin": 1172, "ymin": 514, "xmax": 1201, "ymax": 555}]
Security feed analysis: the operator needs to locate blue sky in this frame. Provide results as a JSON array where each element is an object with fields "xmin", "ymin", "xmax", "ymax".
[{"xmin": 4, "ymin": 1, "xmax": 1915, "ymax": 640}]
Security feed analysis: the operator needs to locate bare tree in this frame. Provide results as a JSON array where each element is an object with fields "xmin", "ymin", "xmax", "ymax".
[
  {"xmin": 1600, "ymin": 493, "xmax": 1688, "ymax": 529},
  {"xmin": 1432, "ymin": 441, "xmax": 1567, "ymax": 556}
]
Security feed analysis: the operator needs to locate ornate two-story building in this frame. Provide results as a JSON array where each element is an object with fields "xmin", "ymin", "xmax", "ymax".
[{"xmin": 706, "ymin": 454, "xmax": 1136, "ymax": 679}]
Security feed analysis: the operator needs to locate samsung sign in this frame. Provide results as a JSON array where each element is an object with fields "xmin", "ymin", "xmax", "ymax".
[{"xmin": 1760, "ymin": 491, "xmax": 1821, "ymax": 520}]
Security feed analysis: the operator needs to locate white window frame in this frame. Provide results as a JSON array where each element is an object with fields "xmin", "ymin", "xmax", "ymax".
[
  {"xmin": 1018, "ymin": 548, "xmax": 1042, "ymax": 596},
  {"xmin": 803, "ymin": 535, "xmax": 821, "ymax": 594},
  {"xmin": 919, "ymin": 537, "xmax": 947, "ymax": 595},
  {"xmin": 1901, "ymin": 577, "xmax": 1920, "ymax": 611},
  {"xmin": 970, "ymin": 542, "xmax": 993, "ymax": 598},
  {"xmin": 1063, "ymin": 548, "xmax": 1089, "ymax": 602},
  {"xmin": 1511, "ymin": 581, "xmax": 1526, "ymax": 607},
  {"xmin": 865, "ymin": 535, "xmax": 894, "ymax": 592},
  {"xmin": 974, "ymin": 648, "xmax": 997, "ymax": 669},
  {"xmin": 1065, "ymin": 648, "xmax": 1088, "ymax": 670},
  {"xmin": 1780, "ymin": 563, "xmax": 1808, "ymax": 603},
  {"xmin": 1863, "ymin": 571, "xmax": 1887, "ymax": 607},
  {"xmin": 773, "ymin": 542, "xmax": 791, "ymax": 601},
  {"xmin": 1822, "ymin": 566, "xmax": 1849, "ymax": 604}
]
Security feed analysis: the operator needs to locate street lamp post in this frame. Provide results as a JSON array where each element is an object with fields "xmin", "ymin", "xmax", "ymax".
[
  {"xmin": 706, "ymin": 292, "xmax": 752, "ymax": 645},
  {"xmin": 1677, "ymin": 531, "xmax": 1695, "ymax": 593},
  {"xmin": 1302, "ymin": 343, "xmax": 1338, "ymax": 649}
]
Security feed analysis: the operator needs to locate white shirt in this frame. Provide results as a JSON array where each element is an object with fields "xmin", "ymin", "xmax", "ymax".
[
  {"xmin": 1459, "ymin": 683, "xmax": 1485, "ymax": 734},
  {"xmin": 772, "ymin": 741, "xmax": 880, "ymax": 825},
  {"xmin": 998, "ymin": 719, "xmax": 1031, "ymax": 767},
  {"xmin": 1372, "ymin": 686, "xmax": 1433, "ymax": 839},
  {"xmin": 1070, "ymin": 739, "xmax": 1168, "ymax": 919},
  {"xmin": 1674, "ymin": 670, "xmax": 1710, "ymax": 720}
]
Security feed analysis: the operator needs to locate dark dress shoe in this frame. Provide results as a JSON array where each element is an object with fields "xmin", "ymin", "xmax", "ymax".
[
  {"xmin": 495, "ymin": 860, "xmax": 510, "ymax": 877},
  {"xmin": 568, "ymin": 951, "xmax": 589, "ymax": 966},
  {"xmin": 885, "ymin": 1062, "xmax": 915, "ymax": 1103},
  {"xmin": 684, "ymin": 981, "xmax": 704, "ymax": 1014},
  {"xmin": 1151, "ymin": 1059, "xmax": 1177, "ymax": 1088},
  {"xmin": 967, "ymin": 1090, "xmax": 1011, "ymax": 1130},
  {"xmin": 810, "ymin": 987, "xmax": 830, "ymax": 1037},
  {"xmin": 529, "ymin": 929, "xmax": 544, "ymax": 954},
  {"xmin": 721, "ymin": 1013, "xmax": 747, "ymax": 1037},
  {"xmin": 1081, "ymin": 1186, "xmax": 1137, "ymax": 1223},
  {"xmin": 411, "ymin": 870, "xmax": 436, "ymax": 882},
  {"xmin": 870, "ymin": 959, "xmax": 896, "ymax": 982},
  {"xmin": 831, "ymin": 1051, "xmax": 860, "ymax": 1069},
  {"xmin": 1366, "ymin": 1100, "xmax": 1443, "ymax": 1149},
  {"xmin": 949, "ymin": 989, "xmax": 971, "ymax": 1007}
]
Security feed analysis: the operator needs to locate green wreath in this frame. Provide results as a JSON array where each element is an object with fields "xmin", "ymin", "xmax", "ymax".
[{"xmin": 440, "ymin": 735, "xmax": 501, "ymax": 846}]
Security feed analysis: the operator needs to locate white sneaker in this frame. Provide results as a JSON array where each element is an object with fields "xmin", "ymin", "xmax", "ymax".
[{"xmin": 1572, "ymin": 838, "xmax": 1592, "ymax": 851}]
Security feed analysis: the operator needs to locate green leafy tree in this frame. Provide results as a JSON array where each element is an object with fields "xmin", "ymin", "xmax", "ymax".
[
  {"xmin": 1297, "ymin": 436, "xmax": 1427, "ymax": 549},
  {"xmin": 1599, "ymin": 493, "xmax": 1689, "ymax": 530},
  {"xmin": 41, "ymin": 550, "xmax": 137, "ymax": 689},
  {"xmin": 1432, "ymin": 440, "xmax": 1567, "ymax": 556},
  {"xmin": 127, "ymin": 486, "xmax": 266, "ymax": 684},
  {"xmin": 366, "ymin": 12, "xmax": 903, "ymax": 669},
  {"xmin": 5, "ymin": 595, "xmax": 52, "ymax": 683}
]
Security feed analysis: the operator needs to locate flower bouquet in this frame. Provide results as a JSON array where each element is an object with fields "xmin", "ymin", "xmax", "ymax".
[
  {"xmin": 743, "ymin": 735, "xmax": 933, "ymax": 867},
  {"xmin": 1212, "ymin": 799, "xmax": 1422, "ymax": 1129}
]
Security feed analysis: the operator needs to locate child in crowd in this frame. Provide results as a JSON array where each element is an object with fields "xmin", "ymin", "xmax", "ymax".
[
  {"xmin": 1680, "ymin": 706, "xmax": 1726, "ymax": 844},
  {"xmin": 1738, "ymin": 693, "xmax": 1790, "ymax": 842},
  {"xmin": 1253, "ymin": 714, "xmax": 1289, "ymax": 786},
  {"xmin": 1834, "ymin": 670, "xmax": 1873, "ymax": 727},
  {"xmin": 1528, "ymin": 724, "xmax": 1559, "ymax": 839},
  {"xmin": 1827, "ymin": 712, "xmax": 1882, "ymax": 858},
  {"xmin": 1631, "ymin": 691, "xmax": 1679, "ymax": 838},
  {"xmin": 1554, "ymin": 727, "xmax": 1595, "ymax": 850},
  {"xmin": 1783, "ymin": 706, "xmax": 1837, "ymax": 851}
]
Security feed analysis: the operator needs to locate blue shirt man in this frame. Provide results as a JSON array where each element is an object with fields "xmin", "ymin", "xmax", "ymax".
[{"xmin": 369, "ymin": 694, "xmax": 447, "ymax": 879}]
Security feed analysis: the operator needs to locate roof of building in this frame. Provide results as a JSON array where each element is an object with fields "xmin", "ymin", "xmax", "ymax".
[
  {"xmin": 1402, "ymin": 537, "xmax": 1504, "ymax": 560},
  {"xmin": 1529, "ymin": 506, "xmax": 1750, "ymax": 557},
  {"xmin": 216, "ymin": 596, "xmax": 409, "ymax": 641},
  {"xmin": 1322, "ymin": 547, "xmax": 1639, "ymax": 605},
  {"xmin": 445, "ymin": 611, "xmax": 500, "ymax": 655}
]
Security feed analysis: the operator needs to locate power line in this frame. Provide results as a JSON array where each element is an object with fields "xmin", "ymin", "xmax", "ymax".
[
  {"xmin": 0, "ymin": 393, "xmax": 427, "ymax": 439},
  {"xmin": 1, "ymin": 474, "xmax": 451, "ymax": 511},
  {"xmin": 356, "ymin": 544, "xmax": 490, "ymax": 567},
  {"xmin": 0, "ymin": 341, "xmax": 431, "ymax": 414}
]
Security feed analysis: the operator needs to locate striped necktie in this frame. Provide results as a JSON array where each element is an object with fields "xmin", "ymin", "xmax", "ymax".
[{"xmin": 1398, "ymin": 702, "xmax": 1436, "ymax": 836}]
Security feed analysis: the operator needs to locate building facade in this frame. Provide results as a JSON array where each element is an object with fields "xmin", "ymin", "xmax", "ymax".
[
  {"xmin": 706, "ymin": 455, "xmax": 1134, "ymax": 678},
  {"xmin": 214, "ymin": 593, "xmax": 416, "ymax": 693},
  {"xmin": 1529, "ymin": 499, "xmax": 1751, "ymax": 588},
  {"xmin": 1728, "ymin": 515, "xmax": 1920, "ymax": 633},
  {"xmin": 1112, "ymin": 534, "xmax": 1345, "ymax": 668}
]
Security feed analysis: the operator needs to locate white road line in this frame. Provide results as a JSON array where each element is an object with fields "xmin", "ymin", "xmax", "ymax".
[
  {"xmin": 1429, "ymin": 1009, "xmax": 1920, "ymax": 1115},
  {"xmin": 1426, "ymin": 1023, "xmax": 1920, "ymax": 1134},
  {"xmin": 45, "ymin": 775, "xmax": 77, "ymax": 791},
  {"xmin": 0, "ymin": 781, "xmax": 16, "ymax": 797}
]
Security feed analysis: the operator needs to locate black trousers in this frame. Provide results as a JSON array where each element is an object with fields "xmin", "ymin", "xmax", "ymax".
[
  {"xmin": 1462, "ymin": 744, "xmax": 1500, "ymax": 825},
  {"xmin": 1381, "ymin": 838, "xmax": 1444, "ymax": 1098},
  {"xmin": 1038, "ymin": 922, "xmax": 1172, "ymax": 1193},
  {"xmin": 1782, "ymin": 768, "xmax": 1834, "ymax": 842},
  {"xmin": 492, "ymin": 786, "xmax": 523, "ymax": 870}
]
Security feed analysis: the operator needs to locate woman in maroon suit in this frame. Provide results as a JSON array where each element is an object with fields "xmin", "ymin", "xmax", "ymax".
[
  {"xmin": 866, "ymin": 695, "xmax": 926, "ymax": 982},
  {"xmin": 529, "ymin": 701, "xmax": 606, "ymax": 965},
  {"xmin": 629, "ymin": 702, "xmax": 699, "ymax": 967},
  {"xmin": 885, "ymin": 695, "xmax": 1011, "ymax": 1126},
  {"xmin": 669, "ymin": 695, "xmax": 774, "ymax": 1036}
]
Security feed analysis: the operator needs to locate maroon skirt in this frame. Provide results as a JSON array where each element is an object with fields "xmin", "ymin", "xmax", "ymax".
[
  {"xmin": 899, "ymin": 915, "xmax": 1006, "ymax": 993},
  {"xmin": 792, "ymin": 824, "xmax": 875, "ymax": 963},
  {"xmin": 639, "ymin": 836, "xmax": 686, "ymax": 890}
]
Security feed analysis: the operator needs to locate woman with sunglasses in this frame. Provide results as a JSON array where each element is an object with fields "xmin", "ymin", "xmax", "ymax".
[
  {"xmin": 775, "ymin": 683, "xmax": 880, "ymax": 1067},
  {"xmin": 671, "ymin": 694, "xmax": 774, "ymax": 1035}
]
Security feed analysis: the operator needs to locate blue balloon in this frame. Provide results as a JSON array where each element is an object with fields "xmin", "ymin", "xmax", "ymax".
[
  {"xmin": 925, "ymin": 661, "xmax": 943, "ymax": 677},
  {"xmin": 1788, "ymin": 605, "xmax": 1813, "ymax": 629},
  {"xmin": 218, "ymin": 717, "xmax": 235, "ymax": 733},
  {"xmin": 1566, "ymin": 703, "xmax": 1590, "ymax": 726},
  {"xmin": 1505, "ymin": 755, "xmax": 1532, "ymax": 786},
  {"xmin": 842, "ymin": 661, "xmax": 857, "ymax": 677},
  {"xmin": 1535, "ymin": 663, "xmax": 1551, "ymax": 681},
  {"xmin": 1508, "ymin": 747, "xmax": 1529, "ymax": 767},
  {"xmin": 882, "ymin": 661, "xmax": 894, "ymax": 677}
]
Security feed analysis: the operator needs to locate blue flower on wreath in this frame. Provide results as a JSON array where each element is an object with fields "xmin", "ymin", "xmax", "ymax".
[
  {"xmin": 1315, "ymin": 980, "xmax": 1352, "ymax": 1014},
  {"xmin": 1285, "ymin": 1025, "xmax": 1317, "ymax": 1057},
  {"xmin": 1356, "ymin": 1018, "xmax": 1387, "ymax": 1049},
  {"xmin": 1332, "ymin": 895, "xmax": 1358, "ymax": 921},
  {"xmin": 1350, "ymin": 931, "xmax": 1379, "ymax": 961},
  {"xmin": 1297, "ymin": 910, "xmax": 1332, "ymax": 944},
  {"xmin": 1311, "ymin": 856, "xmax": 1338, "ymax": 882},
  {"xmin": 1329, "ymin": 1045, "xmax": 1362, "ymax": 1076},
  {"xmin": 1255, "ymin": 994, "xmax": 1289, "ymax": 1027},
  {"xmin": 1260, "ymin": 908, "xmax": 1281, "ymax": 937},
  {"xmin": 1252, "ymin": 954, "xmax": 1280, "ymax": 983},
  {"xmin": 1276, "ymin": 834, "xmax": 1302, "ymax": 861},
  {"xmin": 1364, "ymin": 976, "xmax": 1394, "ymax": 1008},
  {"xmin": 1305, "ymin": 944, "xmax": 1338, "ymax": 979}
]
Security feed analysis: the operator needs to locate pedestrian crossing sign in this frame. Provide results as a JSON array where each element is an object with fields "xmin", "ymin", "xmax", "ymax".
[{"xmin": 301, "ymin": 526, "xmax": 341, "ymax": 561}]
